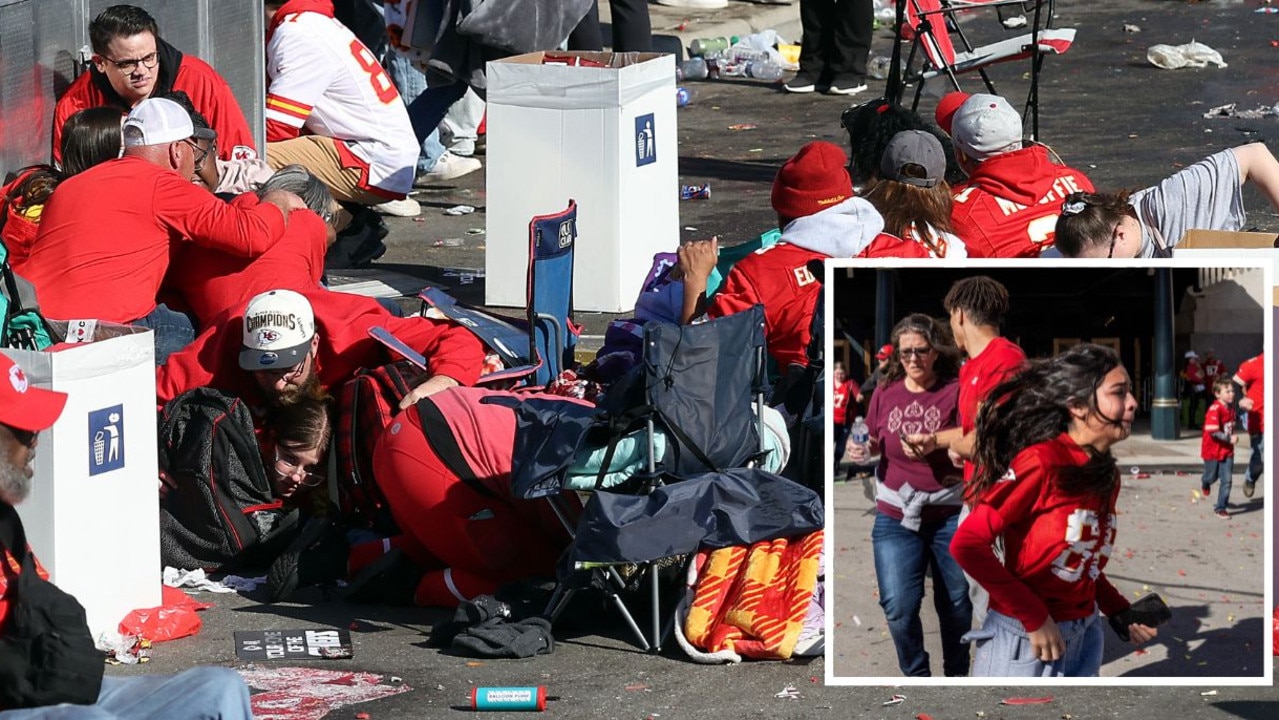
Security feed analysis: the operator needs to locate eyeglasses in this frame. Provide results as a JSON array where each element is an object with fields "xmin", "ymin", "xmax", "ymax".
[
  {"xmin": 7, "ymin": 426, "xmax": 37, "ymax": 448},
  {"xmin": 101, "ymin": 51, "xmax": 159, "ymax": 74},
  {"xmin": 274, "ymin": 449, "xmax": 325, "ymax": 487},
  {"xmin": 255, "ymin": 353, "xmax": 310, "ymax": 381},
  {"xmin": 899, "ymin": 346, "xmax": 934, "ymax": 359},
  {"xmin": 183, "ymin": 139, "xmax": 212, "ymax": 171},
  {"xmin": 1105, "ymin": 224, "xmax": 1119, "ymax": 259}
]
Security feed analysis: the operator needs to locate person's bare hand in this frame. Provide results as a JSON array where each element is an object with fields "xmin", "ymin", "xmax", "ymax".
[
  {"xmin": 1127, "ymin": 623, "xmax": 1158, "ymax": 645},
  {"xmin": 1028, "ymin": 616, "xmax": 1065, "ymax": 663},
  {"xmin": 846, "ymin": 438, "xmax": 868, "ymax": 463},
  {"xmin": 1239, "ymin": 397, "xmax": 1254, "ymax": 411},
  {"xmin": 677, "ymin": 237, "xmax": 719, "ymax": 284},
  {"xmin": 902, "ymin": 432, "xmax": 936, "ymax": 460},
  {"xmin": 158, "ymin": 470, "xmax": 179, "ymax": 500},
  {"xmin": 398, "ymin": 374, "xmax": 460, "ymax": 410}
]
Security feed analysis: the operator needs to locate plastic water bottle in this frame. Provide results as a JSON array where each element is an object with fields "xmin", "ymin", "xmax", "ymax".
[
  {"xmin": 690, "ymin": 36, "xmax": 737, "ymax": 58},
  {"xmin": 724, "ymin": 47, "xmax": 772, "ymax": 64},
  {"xmin": 675, "ymin": 86, "xmax": 698, "ymax": 108},
  {"xmin": 850, "ymin": 416, "xmax": 870, "ymax": 458},
  {"xmin": 676, "ymin": 57, "xmax": 708, "ymax": 82},
  {"xmin": 746, "ymin": 60, "xmax": 784, "ymax": 81},
  {"xmin": 867, "ymin": 55, "xmax": 892, "ymax": 80}
]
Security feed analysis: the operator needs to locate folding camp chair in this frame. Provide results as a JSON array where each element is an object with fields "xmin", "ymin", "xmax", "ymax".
[
  {"xmin": 887, "ymin": 0, "xmax": 1075, "ymax": 139},
  {"xmin": 369, "ymin": 200, "xmax": 580, "ymax": 388},
  {"xmin": 537, "ymin": 305, "xmax": 773, "ymax": 652}
]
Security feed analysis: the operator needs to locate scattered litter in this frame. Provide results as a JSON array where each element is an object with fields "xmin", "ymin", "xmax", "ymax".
[
  {"xmin": 164, "ymin": 566, "xmax": 238, "ymax": 594},
  {"xmin": 1147, "ymin": 41, "xmax": 1228, "ymax": 70},
  {"xmin": 1257, "ymin": 6, "xmax": 1279, "ymax": 13},
  {"xmin": 683, "ymin": 226, "xmax": 699, "ymax": 231},
  {"xmin": 727, "ymin": 123, "xmax": 757, "ymax": 131},
  {"xmin": 390, "ymin": 676, "xmax": 403, "ymax": 684},
  {"xmin": 443, "ymin": 205, "xmax": 475, "ymax": 215},
  {"xmin": 1228, "ymin": 614, "xmax": 1235, "ymax": 622},
  {"xmin": 1200, "ymin": 690, "xmax": 1218, "ymax": 696},
  {"xmin": 1002, "ymin": 15, "xmax": 1027, "ymax": 29},
  {"xmin": 466, "ymin": 228, "xmax": 485, "ymax": 235},
  {"xmin": 883, "ymin": 694, "xmax": 906, "ymax": 706},
  {"xmin": 1124, "ymin": 24, "xmax": 1141, "ymax": 33},
  {"xmin": 98, "ymin": 632, "xmax": 151, "ymax": 664},
  {"xmin": 466, "ymin": 662, "xmax": 485, "ymax": 667},
  {"xmin": 853, "ymin": 615, "xmax": 862, "ymax": 626},
  {"xmin": 433, "ymin": 238, "xmax": 464, "ymax": 248},
  {"xmin": 1201, "ymin": 103, "xmax": 1277, "ymax": 120},
  {"xmin": 775, "ymin": 684, "xmax": 802, "ymax": 699},
  {"xmin": 680, "ymin": 184, "xmax": 711, "ymax": 200},
  {"xmin": 625, "ymin": 684, "xmax": 649, "ymax": 692},
  {"xmin": 917, "ymin": 715, "xmax": 935, "ymax": 720},
  {"xmin": 356, "ymin": 713, "xmax": 370, "ymax": 719},
  {"xmin": 1001, "ymin": 696, "xmax": 1053, "ymax": 705},
  {"xmin": 413, "ymin": 217, "xmax": 426, "ymax": 223}
]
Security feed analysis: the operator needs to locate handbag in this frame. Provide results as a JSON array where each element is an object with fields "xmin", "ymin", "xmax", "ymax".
[{"xmin": 0, "ymin": 503, "xmax": 104, "ymax": 709}]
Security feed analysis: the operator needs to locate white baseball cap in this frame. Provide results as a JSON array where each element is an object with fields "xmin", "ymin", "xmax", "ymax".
[
  {"xmin": 121, "ymin": 97, "xmax": 215, "ymax": 148},
  {"xmin": 239, "ymin": 290, "xmax": 316, "ymax": 371},
  {"xmin": 950, "ymin": 93, "xmax": 1023, "ymax": 162},
  {"xmin": 1184, "ymin": 350, "xmax": 1199, "ymax": 359}
]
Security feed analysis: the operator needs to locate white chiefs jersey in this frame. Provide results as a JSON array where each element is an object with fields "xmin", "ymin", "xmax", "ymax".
[{"xmin": 266, "ymin": 10, "xmax": 418, "ymax": 196}]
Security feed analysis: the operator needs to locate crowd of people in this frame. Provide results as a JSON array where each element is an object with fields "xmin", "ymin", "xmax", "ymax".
[{"xmin": 0, "ymin": 2, "xmax": 1274, "ymax": 710}]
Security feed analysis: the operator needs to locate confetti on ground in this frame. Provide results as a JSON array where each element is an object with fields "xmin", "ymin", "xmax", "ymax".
[
  {"xmin": 1001, "ymin": 696, "xmax": 1053, "ymax": 705},
  {"xmin": 883, "ymin": 694, "xmax": 906, "ymax": 706},
  {"xmin": 853, "ymin": 615, "xmax": 862, "ymax": 626},
  {"xmin": 727, "ymin": 124, "xmax": 757, "ymax": 131},
  {"xmin": 775, "ymin": 685, "xmax": 801, "ymax": 700},
  {"xmin": 465, "ymin": 662, "xmax": 484, "ymax": 667},
  {"xmin": 443, "ymin": 205, "xmax": 475, "ymax": 215},
  {"xmin": 1201, "ymin": 690, "xmax": 1218, "ymax": 696},
  {"xmin": 625, "ymin": 684, "xmax": 649, "ymax": 692}
]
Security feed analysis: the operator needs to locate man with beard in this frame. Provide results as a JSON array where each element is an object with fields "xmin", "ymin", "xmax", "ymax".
[
  {"xmin": 156, "ymin": 288, "xmax": 485, "ymax": 417},
  {"xmin": 0, "ymin": 355, "xmax": 255, "ymax": 717}
]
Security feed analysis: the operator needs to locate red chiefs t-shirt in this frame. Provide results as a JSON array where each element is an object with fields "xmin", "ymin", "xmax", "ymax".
[
  {"xmin": 1183, "ymin": 361, "xmax": 1205, "ymax": 387},
  {"xmin": 1235, "ymin": 354, "xmax": 1265, "ymax": 433},
  {"xmin": 1202, "ymin": 358, "xmax": 1226, "ymax": 382},
  {"xmin": 832, "ymin": 380, "xmax": 856, "ymax": 425},
  {"xmin": 950, "ymin": 433, "xmax": 1130, "ymax": 631},
  {"xmin": 1200, "ymin": 400, "xmax": 1235, "ymax": 461},
  {"xmin": 958, "ymin": 337, "xmax": 1027, "ymax": 481}
]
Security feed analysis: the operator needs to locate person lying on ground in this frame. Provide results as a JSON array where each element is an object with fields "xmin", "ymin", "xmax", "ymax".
[
  {"xmin": 156, "ymin": 288, "xmax": 484, "ymax": 414},
  {"xmin": 53, "ymin": 3, "xmax": 256, "ymax": 164},
  {"xmin": 950, "ymin": 344, "xmax": 1158, "ymax": 677},
  {"xmin": 1052, "ymin": 143, "xmax": 1279, "ymax": 258},
  {"xmin": 940, "ymin": 92, "xmax": 1094, "ymax": 258},
  {"xmin": 678, "ymin": 141, "xmax": 927, "ymax": 370},
  {"xmin": 0, "ymin": 354, "xmax": 255, "ymax": 719},
  {"xmin": 23, "ymin": 98, "xmax": 304, "ymax": 365}
]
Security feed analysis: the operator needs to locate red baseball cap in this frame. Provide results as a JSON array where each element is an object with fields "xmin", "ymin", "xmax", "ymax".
[
  {"xmin": 935, "ymin": 91, "xmax": 971, "ymax": 135},
  {"xmin": 0, "ymin": 355, "xmax": 67, "ymax": 432},
  {"xmin": 876, "ymin": 344, "xmax": 894, "ymax": 360}
]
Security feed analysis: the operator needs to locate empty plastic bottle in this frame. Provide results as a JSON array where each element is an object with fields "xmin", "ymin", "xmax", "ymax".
[
  {"xmin": 724, "ymin": 47, "xmax": 772, "ymax": 64},
  {"xmin": 849, "ymin": 416, "xmax": 871, "ymax": 459},
  {"xmin": 745, "ymin": 60, "xmax": 784, "ymax": 81},
  {"xmin": 676, "ymin": 57, "xmax": 708, "ymax": 82},
  {"xmin": 867, "ymin": 55, "xmax": 892, "ymax": 80},
  {"xmin": 689, "ymin": 36, "xmax": 737, "ymax": 58}
]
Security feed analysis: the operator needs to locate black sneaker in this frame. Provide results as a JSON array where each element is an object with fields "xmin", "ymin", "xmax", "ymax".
[
  {"xmin": 828, "ymin": 74, "xmax": 869, "ymax": 96},
  {"xmin": 1243, "ymin": 480, "xmax": 1255, "ymax": 498},
  {"xmin": 344, "ymin": 548, "xmax": 424, "ymax": 606},
  {"xmin": 267, "ymin": 518, "xmax": 349, "ymax": 603},
  {"xmin": 785, "ymin": 70, "xmax": 820, "ymax": 93}
]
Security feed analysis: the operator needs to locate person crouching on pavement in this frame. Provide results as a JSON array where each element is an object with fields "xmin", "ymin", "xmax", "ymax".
[
  {"xmin": 950, "ymin": 344, "xmax": 1158, "ymax": 677},
  {"xmin": 0, "ymin": 355, "xmax": 254, "ymax": 718},
  {"xmin": 1052, "ymin": 143, "xmax": 1279, "ymax": 258}
]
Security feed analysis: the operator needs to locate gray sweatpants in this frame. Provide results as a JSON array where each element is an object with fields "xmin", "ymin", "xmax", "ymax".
[{"xmin": 963, "ymin": 608, "xmax": 1104, "ymax": 677}]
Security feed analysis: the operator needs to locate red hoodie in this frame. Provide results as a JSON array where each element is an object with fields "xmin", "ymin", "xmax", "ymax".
[
  {"xmin": 950, "ymin": 145, "xmax": 1094, "ymax": 258},
  {"xmin": 156, "ymin": 289, "xmax": 485, "ymax": 407}
]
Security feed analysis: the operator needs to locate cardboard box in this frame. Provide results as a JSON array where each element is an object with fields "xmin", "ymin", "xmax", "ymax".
[
  {"xmin": 485, "ymin": 51, "xmax": 679, "ymax": 312},
  {"xmin": 2, "ymin": 323, "xmax": 160, "ymax": 640},
  {"xmin": 1176, "ymin": 230, "xmax": 1279, "ymax": 276}
]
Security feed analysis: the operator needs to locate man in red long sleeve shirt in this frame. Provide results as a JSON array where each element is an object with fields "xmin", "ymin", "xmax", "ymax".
[
  {"xmin": 25, "ymin": 98, "xmax": 303, "ymax": 364},
  {"xmin": 52, "ymin": 4, "xmax": 256, "ymax": 164},
  {"xmin": 157, "ymin": 288, "xmax": 486, "ymax": 416}
]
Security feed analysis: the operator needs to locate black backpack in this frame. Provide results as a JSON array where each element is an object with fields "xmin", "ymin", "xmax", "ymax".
[
  {"xmin": 158, "ymin": 388, "xmax": 299, "ymax": 572},
  {"xmin": 0, "ymin": 503, "xmax": 104, "ymax": 709}
]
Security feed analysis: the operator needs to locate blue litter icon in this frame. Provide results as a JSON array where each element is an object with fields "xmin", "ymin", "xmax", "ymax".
[
  {"xmin": 635, "ymin": 113, "xmax": 656, "ymax": 167},
  {"xmin": 88, "ymin": 404, "xmax": 125, "ymax": 475}
]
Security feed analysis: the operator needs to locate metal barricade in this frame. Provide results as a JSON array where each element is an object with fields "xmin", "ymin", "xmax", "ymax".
[{"xmin": 0, "ymin": 0, "xmax": 264, "ymax": 179}]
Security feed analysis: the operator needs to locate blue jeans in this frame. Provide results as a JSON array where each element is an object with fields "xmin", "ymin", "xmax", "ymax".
[
  {"xmin": 1202, "ymin": 457, "xmax": 1233, "ymax": 512},
  {"xmin": 872, "ymin": 511, "xmax": 973, "ymax": 676},
  {"xmin": 383, "ymin": 51, "xmax": 446, "ymax": 175},
  {"xmin": 130, "ymin": 303, "xmax": 195, "ymax": 366},
  {"xmin": 0, "ymin": 667, "xmax": 252, "ymax": 719},
  {"xmin": 966, "ymin": 609, "xmax": 1104, "ymax": 677},
  {"xmin": 1245, "ymin": 432, "xmax": 1263, "ymax": 485},
  {"xmin": 407, "ymin": 81, "xmax": 468, "ymax": 152}
]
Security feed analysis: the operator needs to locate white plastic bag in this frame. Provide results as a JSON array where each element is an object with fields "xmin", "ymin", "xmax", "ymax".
[{"xmin": 1147, "ymin": 40, "xmax": 1228, "ymax": 70}]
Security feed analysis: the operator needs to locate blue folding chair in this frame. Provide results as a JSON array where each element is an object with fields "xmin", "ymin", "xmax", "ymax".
[{"xmin": 526, "ymin": 200, "xmax": 580, "ymax": 387}]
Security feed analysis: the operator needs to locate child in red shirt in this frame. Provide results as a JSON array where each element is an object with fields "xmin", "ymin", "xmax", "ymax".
[{"xmin": 1200, "ymin": 377, "xmax": 1237, "ymax": 518}]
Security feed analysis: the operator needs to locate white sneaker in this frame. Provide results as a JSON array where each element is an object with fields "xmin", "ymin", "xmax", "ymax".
[
  {"xmin": 373, "ymin": 197, "xmax": 421, "ymax": 217},
  {"xmin": 415, "ymin": 151, "xmax": 483, "ymax": 185},
  {"xmin": 654, "ymin": 0, "xmax": 728, "ymax": 8}
]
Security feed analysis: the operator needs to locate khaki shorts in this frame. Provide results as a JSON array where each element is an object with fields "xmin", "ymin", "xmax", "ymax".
[{"xmin": 266, "ymin": 135, "xmax": 386, "ymax": 206}]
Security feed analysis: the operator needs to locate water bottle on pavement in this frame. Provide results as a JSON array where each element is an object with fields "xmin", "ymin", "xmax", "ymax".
[
  {"xmin": 850, "ymin": 416, "xmax": 870, "ymax": 459},
  {"xmin": 746, "ymin": 60, "xmax": 784, "ymax": 81},
  {"xmin": 676, "ymin": 57, "xmax": 709, "ymax": 82},
  {"xmin": 867, "ymin": 55, "xmax": 892, "ymax": 80},
  {"xmin": 690, "ymin": 36, "xmax": 737, "ymax": 58}
]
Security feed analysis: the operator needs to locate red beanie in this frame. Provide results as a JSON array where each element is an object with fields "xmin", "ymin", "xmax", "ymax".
[
  {"xmin": 935, "ymin": 91, "xmax": 970, "ymax": 135},
  {"xmin": 771, "ymin": 141, "xmax": 853, "ymax": 222}
]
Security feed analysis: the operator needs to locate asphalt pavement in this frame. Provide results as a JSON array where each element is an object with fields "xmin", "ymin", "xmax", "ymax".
[{"xmin": 114, "ymin": 1, "xmax": 1279, "ymax": 718}]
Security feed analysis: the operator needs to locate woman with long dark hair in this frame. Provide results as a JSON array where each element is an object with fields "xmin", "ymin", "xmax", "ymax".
[
  {"xmin": 846, "ymin": 313, "xmax": 968, "ymax": 676},
  {"xmin": 951, "ymin": 344, "xmax": 1157, "ymax": 676},
  {"xmin": 863, "ymin": 130, "xmax": 966, "ymax": 258}
]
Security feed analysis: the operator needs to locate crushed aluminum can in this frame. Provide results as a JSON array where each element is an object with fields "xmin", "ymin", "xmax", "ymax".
[{"xmin": 680, "ymin": 184, "xmax": 711, "ymax": 200}]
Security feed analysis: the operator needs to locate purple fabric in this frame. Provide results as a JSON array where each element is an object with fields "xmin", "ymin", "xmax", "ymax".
[{"xmin": 865, "ymin": 377, "xmax": 961, "ymax": 521}]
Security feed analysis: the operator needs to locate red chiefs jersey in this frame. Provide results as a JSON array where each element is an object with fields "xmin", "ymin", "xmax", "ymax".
[
  {"xmin": 1200, "ymin": 400, "xmax": 1236, "ymax": 461},
  {"xmin": 958, "ymin": 337, "xmax": 1027, "ymax": 481},
  {"xmin": 950, "ymin": 145, "xmax": 1094, "ymax": 258},
  {"xmin": 832, "ymin": 380, "xmax": 856, "ymax": 425},
  {"xmin": 1235, "ymin": 354, "xmax": 1265, "ymax": 433},
  {"xmin": 1183, "ymin": 361, "xmax": 1205, "ymax": 386},
  {"xmin": 951, "ymin": 433, "xmax": 1130, "ymax": 631},
  {"xmin": 1202, "ymin": 358, "xmax": 1226, "ymax": 381}
]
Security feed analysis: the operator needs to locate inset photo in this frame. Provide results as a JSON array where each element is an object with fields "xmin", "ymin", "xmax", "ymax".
[{"xmin": 826, "ymin": 264, "xmax": 1271, "ymax": 685}]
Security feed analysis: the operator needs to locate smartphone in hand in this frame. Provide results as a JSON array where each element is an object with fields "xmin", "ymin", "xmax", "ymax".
[{"xmin": 1109, "ymin": 593, "xmax": 1172, "ymax": 641}]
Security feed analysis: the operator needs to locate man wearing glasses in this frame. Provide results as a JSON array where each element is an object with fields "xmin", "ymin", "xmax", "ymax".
[
  {"xmin": 23, "ymin": 98, "xmax": 306, "ymax": 364},
  {"xmin": 51, "ymin": 4, "xmax": 256, "ymax": 165}
]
